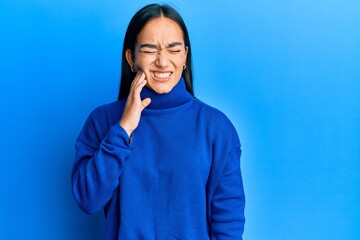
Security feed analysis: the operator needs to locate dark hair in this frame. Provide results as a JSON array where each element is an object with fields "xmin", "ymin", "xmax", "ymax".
[{"xmin": 118, "ymin": 4, "xmax": 194, "ymax": 100}]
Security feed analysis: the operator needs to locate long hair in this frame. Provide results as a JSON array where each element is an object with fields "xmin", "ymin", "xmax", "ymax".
[{"xmin": 118, "ymin": 4, "xmax": 194, "ymax": 100}]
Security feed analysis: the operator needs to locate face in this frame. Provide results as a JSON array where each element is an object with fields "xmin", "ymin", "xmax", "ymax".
[{"xmin": 126, "ymin": 17, "xmax": 188, "ymax": 94}]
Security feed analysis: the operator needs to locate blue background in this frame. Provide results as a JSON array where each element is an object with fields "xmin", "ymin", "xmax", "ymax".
[{"xmin": 1, "ymin": 0, "xmax": 359, "ymax": 239}]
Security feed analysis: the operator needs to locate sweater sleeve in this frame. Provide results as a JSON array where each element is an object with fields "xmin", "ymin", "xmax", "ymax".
[
  {"xmin": 71, "ymin": 111, "xmax": 132, "ymax": 215},
  {"xmin": 210, "ymin": 146, "xmax": 245, "ymax": 239}
]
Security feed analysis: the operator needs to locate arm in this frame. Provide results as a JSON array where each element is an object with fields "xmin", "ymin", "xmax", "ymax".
[
  {"xmin": 211, "ymin": 147, "xmax": 245, "ymax": 239},
  {"xmin": 71, "ymin": 119, "xmax": 132, "ymax": 215},
  {"xmin": 72, "ymin": 71, "xmax": 151, "ymax": 214}
]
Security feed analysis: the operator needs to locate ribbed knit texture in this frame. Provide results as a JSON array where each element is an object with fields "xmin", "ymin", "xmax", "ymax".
[{"xmin": 72, "ymin": 78, "xmax": 245, "ymax": 239}]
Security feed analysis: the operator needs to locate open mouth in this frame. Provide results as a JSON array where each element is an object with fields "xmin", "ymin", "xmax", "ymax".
[{"xmin": 151, "ymin": 71, "xmax": 173, "ymax": 79}]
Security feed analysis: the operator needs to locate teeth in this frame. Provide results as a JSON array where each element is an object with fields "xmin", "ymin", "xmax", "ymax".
[{"xmin": 153, "ymin": 72, "xmax": 171, "ymax": 78}]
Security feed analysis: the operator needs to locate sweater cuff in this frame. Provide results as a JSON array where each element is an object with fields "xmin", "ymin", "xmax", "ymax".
[{"xmin": 106, "ymin": 123, "xmax": 133, "ymax": 147}]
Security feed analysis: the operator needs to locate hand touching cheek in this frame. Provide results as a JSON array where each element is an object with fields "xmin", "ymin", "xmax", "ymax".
[{"xmin": 120, "ymin": 71, "xmax": 151, "ymax": 137}]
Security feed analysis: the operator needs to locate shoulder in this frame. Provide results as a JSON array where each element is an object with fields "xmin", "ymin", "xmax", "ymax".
[
  {"xmin": 82, "ymin": 100, "xmax": 125, "ymax": 134},
  {"xmin": 89, "ymin": 100, "xmax": 124, "ymax": 117},
  {"xmin": 193, "ymin": 99, "xmax": 240, "ymax": 147},
  {"xmin": 88, "ymin": 100, "xmax": 125, "ymax": 123},
  {"xmin": 194, "ymin": 99, "xmax": 231, "ymax": 121},
  {"xmin": 193, "ymin": 98, "xmax": 236, "ymax": 130},
  {"xmin": 76, "ymin": 101, "xmax": 124, "ymax": 149}
]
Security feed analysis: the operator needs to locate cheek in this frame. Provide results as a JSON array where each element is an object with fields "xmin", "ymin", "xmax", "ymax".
[
  {"xmin": 177, "ymin": 55, "xmax": 187, "ymax": 66},
  {"xmin": 175, "ymin": 58, "xmax": 186, "ymax": 70},
  {"xmin": 135, "ymin": 57, "xmax": 152, "ymax": 71}
]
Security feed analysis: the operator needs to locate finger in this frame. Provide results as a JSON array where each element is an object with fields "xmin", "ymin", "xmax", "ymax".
[
  {"xmin": 133, "ymin": 72, "xmax": 146, "ymax": 90},
  {"xmin": 127, "ymin": 76, "xmax": 145, "ymax": 104},
  {"xmin": 141, "ymin": 97, "xmax": 151, "ymax": 110},
  {"xmin": 130, "ymin": 71, "xmax": 145, "ymax": 92},
  {"xmin": 133, "ymin": 79, "xmax": 147, "ymax": 96}
]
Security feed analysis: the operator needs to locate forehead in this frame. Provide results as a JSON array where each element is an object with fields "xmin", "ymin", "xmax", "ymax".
[{"xmin": 137, "ymin": 17, "xmax": 184, "ymax": 44}]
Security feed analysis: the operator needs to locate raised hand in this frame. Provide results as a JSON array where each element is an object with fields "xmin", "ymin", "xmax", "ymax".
[{"xmin": 120, "ymin": 71, "xmax": 151, "ymax": 137}]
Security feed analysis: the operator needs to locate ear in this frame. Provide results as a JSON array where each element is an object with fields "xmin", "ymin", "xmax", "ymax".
[
  {"xmin": 125, "ymin": 49, "xmax": 134, "ymax": 67},
  {"xmin": 184, "ymin": 46, "xmax": 189, "ymax": 64},
  {"xmin": 185, "ymin": 46, "xmax": 189, "ymax": 58}
]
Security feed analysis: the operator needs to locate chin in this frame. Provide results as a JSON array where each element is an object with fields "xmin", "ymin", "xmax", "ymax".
[
  {"xmin": 146, "ymin": 80, "xmax": 178, "ymax": 94},
  {"xmin": 150, "ymin": 86, "xmax": 173, "ymax": 94}
]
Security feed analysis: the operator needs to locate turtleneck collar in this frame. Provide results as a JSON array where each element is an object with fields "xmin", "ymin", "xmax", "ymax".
[{"xmin": 140, "ymin": 78, "xmax": 193, "ymax": 113}]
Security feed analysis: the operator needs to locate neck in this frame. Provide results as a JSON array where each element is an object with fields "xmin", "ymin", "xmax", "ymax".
[{"xmin": 140, "ymin": 78, "xmax": 193, "ymax": 110}]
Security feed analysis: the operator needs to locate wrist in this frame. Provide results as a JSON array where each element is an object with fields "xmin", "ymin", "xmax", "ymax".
[{"xmin": 119, "ymin": 121, "xmax": 133, "ymax": 138}]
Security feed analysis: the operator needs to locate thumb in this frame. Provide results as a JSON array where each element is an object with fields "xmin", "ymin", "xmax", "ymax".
[{"xmin": 141, "ymin": 97, "xmax": 151, "ymax": 110}]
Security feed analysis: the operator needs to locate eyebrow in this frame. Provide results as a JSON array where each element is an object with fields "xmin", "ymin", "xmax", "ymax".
[
  {"xmin": 139, "ymin": 42, "xmax": 183, "ymax": 49},
  {"xmin": 167, "ymin": 42, "xmax": 183, "ymax": 48}
]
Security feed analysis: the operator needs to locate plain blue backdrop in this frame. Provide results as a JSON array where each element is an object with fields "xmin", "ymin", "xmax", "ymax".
[{"xmin": 1, "ymin": 0, "xmax": 359, "ymax": 239}]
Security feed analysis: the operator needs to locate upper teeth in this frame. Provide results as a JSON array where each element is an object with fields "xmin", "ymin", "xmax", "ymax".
[{"xmin": 153, "ymin": 72, "xmax": 171, "ymax": 78}]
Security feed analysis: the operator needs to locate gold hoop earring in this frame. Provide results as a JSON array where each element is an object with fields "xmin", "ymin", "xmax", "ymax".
[
  {"xmin": 183, "ymin": 64, "xmax": 187, "ymax": 70},
  {"xmin": 131, "ymin": 66, "xmax": 136, "ymax": 72}
]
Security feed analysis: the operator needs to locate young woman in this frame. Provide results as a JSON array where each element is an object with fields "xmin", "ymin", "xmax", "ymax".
[{"xmin": 72, "ymin": 4, "xmax": 245, "ymax": 239}]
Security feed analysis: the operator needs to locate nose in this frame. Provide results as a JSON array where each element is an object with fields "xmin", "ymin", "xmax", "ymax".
[{"xmin": 155, "ymin": 51, "xmax": 170, "ymax": 68}]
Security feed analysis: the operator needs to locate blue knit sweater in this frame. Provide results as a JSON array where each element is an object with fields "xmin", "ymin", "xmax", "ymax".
[{"xmin": 72, "ymin": 78, "xmax": 245, "ymax": 239}]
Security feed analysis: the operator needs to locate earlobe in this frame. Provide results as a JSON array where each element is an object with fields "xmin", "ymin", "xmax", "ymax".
[{"xmin": 125, "ymin": 49, "xmax": 134, "ymax": 67}]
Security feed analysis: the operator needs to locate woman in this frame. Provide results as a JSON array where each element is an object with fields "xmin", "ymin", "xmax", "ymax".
[{"xmin": 72, "ymin": 4, "xmax": 245, "ymax": 239}]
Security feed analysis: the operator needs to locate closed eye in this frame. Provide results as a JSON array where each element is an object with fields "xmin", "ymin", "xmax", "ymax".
[
  {"xmin": 169, "ymin": 49, "xmax": 181, "ymax": 54},
  {"xmin": 140, "ymin": 50, "xmax": 157, "ymax": 54}
]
